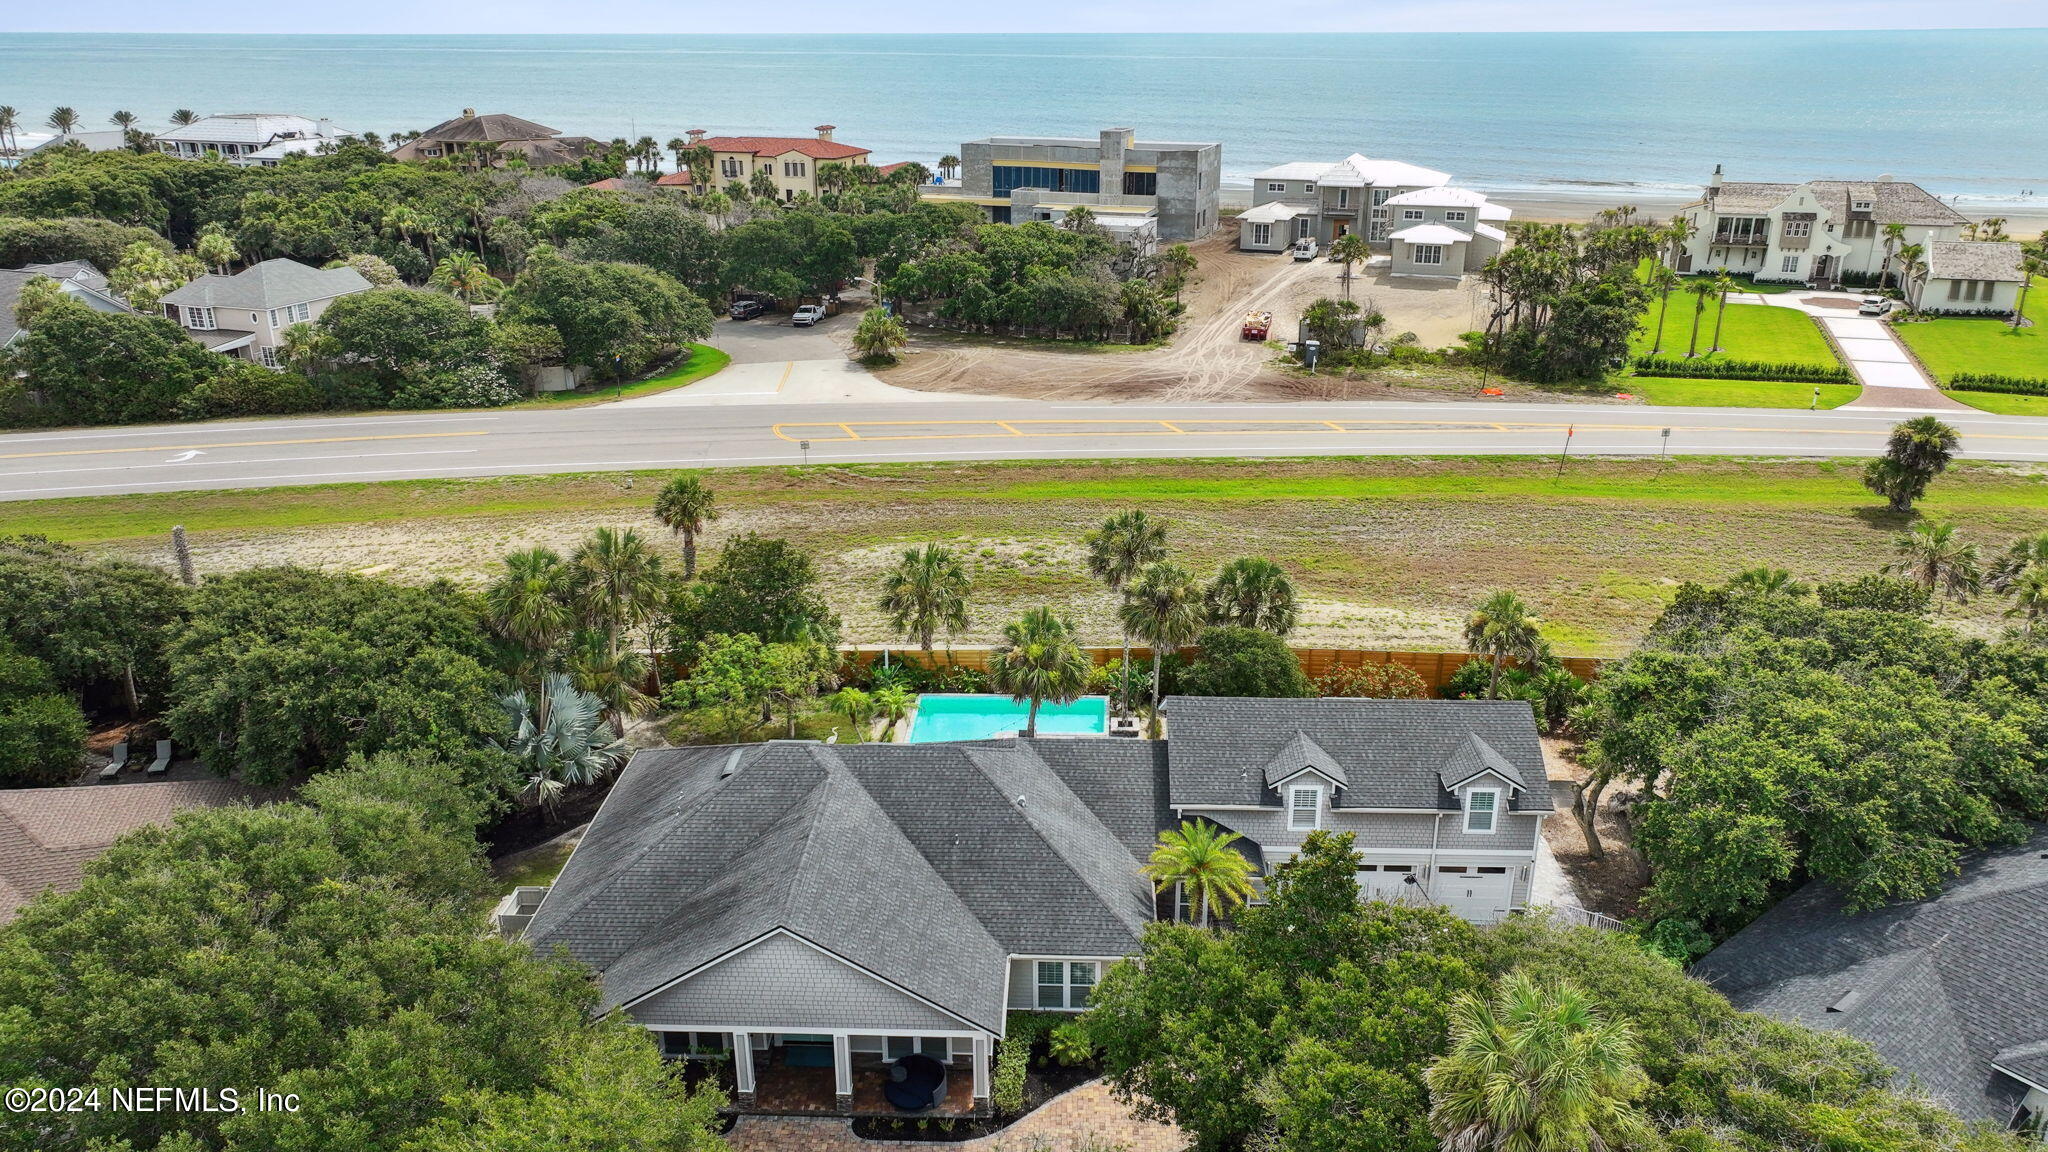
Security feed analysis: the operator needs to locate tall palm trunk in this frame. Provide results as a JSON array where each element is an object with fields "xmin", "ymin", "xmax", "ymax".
[
  {"xmin": 1150, "ymin": 648, "xmax": 1165, "ymax": 713},
  {"xmin": 1652, "ymin": 292, "xmax": 1671, "ymax": 353},
  {"xmin": 1687, "ymin": 300, "xmax": 1706, "ymax": 357},
  {"xmin": 1119, "ymin": 630, "xmax": 1134, "ymax": 715},
  {"xmin": 1711, "ymin": 290, "xmax": 1729, "ymax": 351},
  {"xmin": 682, "ymin": 530, "xmax": 698, "ymax": 580},
  {"xmin": 1026, "ymin": 697, "xmax": 1041, "ymax": 738},
  {"xmin": 1487, "ymin": 651, "xmax": 1504, "ymax": 698}
]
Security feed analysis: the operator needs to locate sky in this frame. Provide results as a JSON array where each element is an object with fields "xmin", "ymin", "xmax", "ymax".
[{"xmin": 12, "ymin": 0, "xmax": 2048, "ymax": 33}]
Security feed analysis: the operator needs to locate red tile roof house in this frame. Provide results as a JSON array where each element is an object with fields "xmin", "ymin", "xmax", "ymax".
[
  {"xmin": 0, "ymin": 779, "xmax": 275, "ymax": 924},
  {"xmin": 688, "ymin": 126, "xmax": 870, "ymax": 202}
]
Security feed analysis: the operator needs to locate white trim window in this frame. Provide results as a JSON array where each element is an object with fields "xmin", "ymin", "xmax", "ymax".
[
  {"xmin": 183, "ymin": 306, "xmax": 215, "ymax": 330},
  {"xmin": 1266, "ymin": 182, "xmax": 1286, "ymax": 192},
  {"xmin": 1402, "ymin": 208, "xmax": 1425, "ymax": 221},
  {"xmin": 1784, "ymin": 219, "xmax": 1812, "ymax": 238},
  {"xmin": 1303, "ymin": 182, "xmax": 1315, "ymax": 192},
  {"xmin": 1250, "ymin": 223, "xmax": 1272, "ymax": 246},
  {"xmin": 1288, "ymin": 785, "xmax": 1321, "ymax": 831},
  {"xmin": 257, "ymin": 345, "xmax": 281, "ymax": 369},
  {"xmin": 1780, "ymin": 255, "xmax": 1801, "ymax": 275},
  {"xmin": 1444, "ymin": 210, "xmax": 1468, "ymax": 223},
  {"xmin": 1036, "ymin": 961, "xmax": 1098, "ymax": 1009},
  {"xmin": 1411, "ymin": 244, "xmax": 1445, "ymax": 266},
  {"xmin": 1335, "ymin": 188, "xmax": 1350, "ymax": 208},
  {"xmin": 1465, "ymin": 789, "xmax": 1500, "ymax": 834},
  {"xmin": 1371, "ymin": 188, "xmax": 1391, "ymax": 205}
]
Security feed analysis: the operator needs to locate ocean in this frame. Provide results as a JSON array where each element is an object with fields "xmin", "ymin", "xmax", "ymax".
[{"xmin": 5, "ymin": 31, "xmax": 2047, "ymax": 210}]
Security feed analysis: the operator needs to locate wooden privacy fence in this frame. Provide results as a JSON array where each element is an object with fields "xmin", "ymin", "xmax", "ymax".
[{"xmin": 841, "ymin": 645, "xmax": 1603, "ymax": 696}]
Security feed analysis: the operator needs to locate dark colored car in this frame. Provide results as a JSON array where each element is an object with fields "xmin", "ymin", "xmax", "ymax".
[{"xmin": 729, "ymin": 299, "xmax": 767, "ymax": 320}]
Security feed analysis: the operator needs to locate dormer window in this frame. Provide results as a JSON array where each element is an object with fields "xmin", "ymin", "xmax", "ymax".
[
  {"xmin": 1288, "ymin": 785, "xmax": 1320, "ymax": 832},
  {"xmin": 1464, "ymin": 789, "xmax": 1499, "ymax": 834},
  {"xmin": 1852, "ymin": 199, "xmax": 1873, "ymax": 211}
]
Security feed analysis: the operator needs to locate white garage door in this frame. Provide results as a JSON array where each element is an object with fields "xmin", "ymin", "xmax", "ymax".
[
  {"xmin": 1355, "ymin": 864, "xmax": 1421, "ymax": 904},
  {"xmin": 1432, "ymin": 866, "xmax": 1515, "ymax": 923}
]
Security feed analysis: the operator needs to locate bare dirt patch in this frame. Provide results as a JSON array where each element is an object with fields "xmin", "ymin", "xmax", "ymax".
[{"xmin": 1542, "ymin": 737, "xmax": 1650, "ymax": 921}]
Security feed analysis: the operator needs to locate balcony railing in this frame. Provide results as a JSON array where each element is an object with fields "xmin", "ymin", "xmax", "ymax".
[{"xmin": 1712, "ymin": 231, "xmax": 1769, "ymax": 246}]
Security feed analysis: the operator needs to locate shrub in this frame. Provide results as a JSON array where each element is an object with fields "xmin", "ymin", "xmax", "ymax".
[
  {"xmin": 1314, "ymin": 662, "xmax": 1428, "ymax": 699},
  {"xmin": 991, "ymin": 1038, "xmax": 1030, "ymax": 1113},
  {"xmin": 1639, "ymin": 916, "xmax": 1715, "ymax": 965},
  {"xmin": 0, "ymin": 643, "xmax": 87, "ymax": 787},
  {"xmin": 178, "ymin": 361, "xmax": 323, "ymax": 419},
  {"xmin": 1049, "ymin": 1020, "xmax": 1097, "ymax": 1066},
  {"xmin": 1816, "ymin": 574, "xmax": 1931, "ymax": 614},
  {"xmin": 389, "ymin": 362, "xmax": 521, "ymax": 409},
  {"xmin": 1632, "ymin": 355, "xmax": 1853, "ymax": 384},
  {"xmin": 1946, "ymin": 371, "xmax": 2048, "ymax": 396},
  {"xmin": 1175, "ymin": 627, "xmax": 1314, "ymax": 698}
]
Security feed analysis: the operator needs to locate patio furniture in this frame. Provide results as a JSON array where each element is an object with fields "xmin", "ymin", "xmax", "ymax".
[
  {"xmin": 882, "ymin": 1052, "xmax": 947, "ymax": 1112},
  {"xmin": 98, "ymin": 741, "xmax": 130, "ymax": 782},
  {"xmin": 145, "ymin": 739, "xmax": 171, "ymax": 777}
]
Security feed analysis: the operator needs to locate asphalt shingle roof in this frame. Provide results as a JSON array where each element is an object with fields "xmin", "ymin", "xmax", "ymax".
[
  {"xmin": 160, "ymin": 259, "xmax": 370, "ymax": 311},
  {"xmin": 1694, "ymin": 823, "xmax": 2048, "ymax": 1123},
  {"xmin": 1163, "ymin": 696, "xmax": 1550, "ymax": 812},
  {"xmin": 1264, "ymin": 732, "xmax": 1347, "ymax": 787},
  {"xmin": 417, "ymin": 112, "xmax": 562, "ymax": 143},
  {"xmin": 525, "ymin": 738, "xmax": 1159, "ymax": 1031}
]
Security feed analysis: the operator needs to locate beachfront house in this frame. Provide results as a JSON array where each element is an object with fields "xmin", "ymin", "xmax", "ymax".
[
  {"xmin": 388, "ymin": 110, "xmax": 601, "ymax": 168},
  {"xmin": 0, "ymin": 262, "xmax": 134, "ymax": 349},
  {"xmin": 919, "ymin": 128, "xmax": 1221, "ymax": 241},
  {"xmin": 155, "ymin": 113, "xmax": 350, "ymax": 167},
  {"xmin": 689, "ymin": 126, "xmax": 872, "ymax": 203},
  {"xmin": 517, "ymin": 696, "xmax": 1550, "ymax": 1118},
  {"xmin": 1669, "ymin": 166, "xmax": 1969, "ymax": 287},
  {"xmin": 1237, "ymin": 153, "xmax": 1510, "ymax": 255},
  {"xmin": 159, "ymin": 258, "xmax": 370, "ymax": 368}
]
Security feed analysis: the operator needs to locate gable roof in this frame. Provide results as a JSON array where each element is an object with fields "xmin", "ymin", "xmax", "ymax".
[
  {"xmin": 1163, "ymin": 697, "xmax": 1549, "ymax": 812},
  {"xmin": 1318, "ymin": 153, "xmax": 1452, "ymax": 190},
  {"xmin": 697, "ymin": 135, "xmax": 871, "ymax": 161},
  {"xmin": 1694, "ymin": 823, "xmax": 2048, "ymax": 1124},
  {"xmin": 653, "ymin": 170, "xmax": 694, "ymax": 187},
  {"xmin": 159, "ymin": 258, "xmax": 371, "ymax": 311},
  {"xmin": 1927, "ymin": 240, "xmax": 2024, "ymax": 283},
  {"xmin": 1253, "ymin": 161, "xmax": 1334, "ymax": 182},
  {"xmin": 1263, "ymin": 732, "xmax": 1347, "ymax": 788},
  {"xmin": 1439, "ymin": 733, "xmax": 1526, "ymax": 792},
  {"xmin": 0, "ymin": 265, "xmax": 133, "ymax": 347},
  {"xmin": 417, "ymin": 111, "xmax": 561, "ymax": 143},
  {"xmin": 525, "ymin": 738, "xmax": 1160, "ymax": 1032},
  {"xmin": 0, "ymin": 778, "xmax": 277, "ymax": 924}
]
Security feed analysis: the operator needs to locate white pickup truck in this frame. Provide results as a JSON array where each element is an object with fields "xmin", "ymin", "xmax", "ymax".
[{"xmin": 1291, "ymin": 237, "xmax": 1320, "ymax": 261}]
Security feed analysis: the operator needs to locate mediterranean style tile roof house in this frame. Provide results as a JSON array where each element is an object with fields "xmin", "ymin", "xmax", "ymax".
[
  {"xmin": 0, "ymin": 261, "xmax": 133, "ymax": 349},
  {"xmin": 685, "ymin": 126, "xmax": 871, "ymax": 203},
  {"xmin": 154, "ymin": 113, "xmax": 349, "ymax": 167},
  {"xmin": 524, "ymin": 696, "xmax": 1550, "ymax": 1116},
  {"xmin": 1237, "ymin": 153, "xmax": 1510, "ymax": 277},
  {"xmin": 0, "ymin": 778, "xmax": 275, "ymax": 924},
  {"xmin": 388, "ymin": 109, "xmax": 602, "ymax": 168},
  {"xmin": 1668, "ymin": 166, "xmax": 1973, "ymax": 290},
  {"xmin": 1694, "ymin": 824, "xmax": 2048, "ymax": 1134},
  {"xmin": 159, "ymin": 258, "xmax": 371, "ymax": 367}
]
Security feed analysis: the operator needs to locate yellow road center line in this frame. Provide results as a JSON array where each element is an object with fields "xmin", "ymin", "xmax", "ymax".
[
  {"xmin": 1159, "ymin": 421, "xmax": 1187, "ymax": 433},
  {"xmin": 776, "ymin": 362, "xmax": 795, "ymax": 393},
  {"xmin": 837, "ymin": 423, "xmax": 860, "ymax": 440},
  {"xmin": 0, "ymin": 430, "xmax": 489, "ymax": 461}
]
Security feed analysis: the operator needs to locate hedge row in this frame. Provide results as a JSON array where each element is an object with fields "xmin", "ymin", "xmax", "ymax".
[
  {"xmin": 1633, "ymin": 355, "xmax": 1854, "ymax": 384},
  {"xmin": 1948, "ymin": 372, "xmax": 2048, "ymax": 397}
]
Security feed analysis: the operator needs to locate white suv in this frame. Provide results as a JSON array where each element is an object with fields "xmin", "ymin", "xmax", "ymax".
[{"xmin": 1858, "ymin": 297, "xmax": 1891, "ymax": 316}]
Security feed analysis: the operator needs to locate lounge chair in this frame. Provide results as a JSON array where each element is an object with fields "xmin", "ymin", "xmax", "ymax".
[
  {"xmin": 145, "ymin": 739, "xmax": 171, "ymax": 777},
  {"xmin": 98, "ymin": 741, "xmax": 130, "ymax": 782}
]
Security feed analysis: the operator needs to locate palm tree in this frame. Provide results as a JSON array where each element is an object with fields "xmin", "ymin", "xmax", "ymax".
[
  {"xmin": 1660, "ymin": 215, "xmax": 1695, "ymax": 268},
  {"xmin": 988, "ymin": 607, "xmax": 1091, "ymax": 738},
  {"xmin": 1727, "ymin": 566, "xmax": 1809, "ymax": 598},
  {"xmin": 851, "ymin": 307, "xmax": 909, "ymax": 362},
  {"xmin": 2011, "ymin": 238, "xmax": 2046, "ymax": 330},
  {"xmin": 1120, "ymin": 562, "xmax": 1205, "ymax": 716},
  {"xmin": 1645, "ymin": 265, "xmax": 1679, "ymax": 353},
  {"xmin": 46, "ymin": 107, "xmax": 80, "ymax": 134},
  {"xmin": 1683, "ymin": 275, "xmax": 1718, "ymax": 357},
  {"xmin": 496, "ymin": 672, "xmax": 630, "ymax": 814},
  {"xmin": 1708, "ymin": 271, "xmax": 1736, "ymax": 352},
  {"xmin": 879, "ymin": 543, "xmax": 971, "ymax": 658},
  {"xmin": 937, "ymin": 154, "xmax": 961, "ymax": 181},
  {"xmin": 1426, "ymin": 974, "xmax": 1653, "ymax": 1152},
  {"xmin": 665, "ymin": 136, "xmax": 688, "ymax": 171},
  {"xmin": 1143, "ymin": 820, "xmax": 1257, "ymax": 928},
  {"xmin": 1085, "ymin": 511, "xmax": 1169, "ymax": 714},
  {"xmin": 1987, "ymin": 530, "xmax": 2048, "ymax": 594},
  {"xmin": 1896, "ymin": 242, "xmax": 1929, "ymax": 311},
  {"xmin": 108, "ymin": 110, "xmax": 138, "ymax": 133},
  {"xmin": 831, "ymin": 687, "xmax": 876, "ymax": 742},
  {"xmin": 1863, "ymin": 415, "xmax": 1961, "ymax": 513},
  {"xmin": 0, "ymin": 107, "xmax": 19, "ymax": 156},
  {"xmin": 1886, "ymin": 519, "xmax": 1982, "ymax": 604},
  {"xmin": 194, "ymin": 225, "xmax": 239, "ymax": 275},
  {"xmin": 428, "ymin": 252, "xmax": 501, "ymax": 303},
  {"xmin": 1878, "ymin": 222, "xmax": 1907, "ymax": 290},
  {"xmin": 651, "ymin": 473, "xmax": 718, "ymax": 578},
  {"xmin": 1330, "ymin": 233, "xmax": 1371, "ymax": 299},
  {"xmin": 276, "ymin": 322, "xmax": 323, "ymax": 374},
  {"xmin": 1204, "ymin": 557, "xmax": 1299, "ymax": 635},
  {"xmin": 1158, "ymin": 242, "xmax": 1198, "ymax": 304},
  {"xmin": 569, "ymin": 527, "xmax": 666, "ymax": 664},
  {"xmin": 1463, "ymin": 590, "xmax": 1543, "ymax": 699},
  {"xmin": 2006, "ymin": 568, "xmax": 2048, "ymax": 638},
  {"xmin": 485, "ymin": 546, "xmax": 576, "ymax": 692},
  {"xmin": 170, "ymin": 108, "xmax": 199, "ymax": 126}
]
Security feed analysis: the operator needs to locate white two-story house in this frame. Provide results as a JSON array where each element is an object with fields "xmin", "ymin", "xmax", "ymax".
[
  {"xmin": 1670, "ymin": 166, "xmax": 1969, "ymax": 287},
  {"xmin": 1239, "ymin": 153, "xmax": 1482, "ymax": 252}
]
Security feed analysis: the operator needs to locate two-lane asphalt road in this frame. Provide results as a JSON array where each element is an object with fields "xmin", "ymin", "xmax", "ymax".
[{"xmin": 4, "ymin": 400, "xmax": 2047, "ymax": 501}]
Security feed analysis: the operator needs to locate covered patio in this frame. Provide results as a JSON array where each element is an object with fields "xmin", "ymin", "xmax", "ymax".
[
  {"xmin": 674, "ymin": 1029, "xmax": 991, "ymax": 1118},
  {"xmin": 747, "ymin": 1049, "xmax": 981, "ymax": 1118}
]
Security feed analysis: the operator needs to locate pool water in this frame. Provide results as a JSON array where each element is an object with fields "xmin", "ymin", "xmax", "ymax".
[{"xmin": 906, "ymin": 694, "xmax": 1111, "ymax": 743}]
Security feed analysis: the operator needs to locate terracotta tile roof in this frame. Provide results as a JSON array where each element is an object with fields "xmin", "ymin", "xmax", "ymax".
[
  {"xmin": 697, "ymin": 136, "xmax": 870, "ymax": 161},
  {"xmin": 876, "ymin": 161, "xmax": 913, "ymax": 175},
  {"xmin": 0, "ymin": 779, "xmax": 277, "ymax": 924},
  {"xmin": 653, "ymin": 171, "xmax": 694, "ymax": 187},
  {"xmin": 584, "ymin": 177, "xmax": 629, "ymax": 191}
]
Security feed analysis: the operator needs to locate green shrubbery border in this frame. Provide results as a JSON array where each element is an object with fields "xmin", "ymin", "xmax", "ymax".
[{"xmin": 1633, "ymin": 355, "xmax": 1853, "ymax": 384}]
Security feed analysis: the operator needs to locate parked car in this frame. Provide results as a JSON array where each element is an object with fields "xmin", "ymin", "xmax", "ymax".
[
  {"xmin": 1858, "ymin": 296, "xmax": 1891, "ymax": 316},
  {"xmin": 1291, "ymin": 237, "xmax": 1319, "ymax": 261},
  {"xmin": 791, "ymin": 304, "xmax": 827, "ymax": 327},
  {"xmin": 729, "ymin": 299, "xmax": 767, "ymax": 320}
]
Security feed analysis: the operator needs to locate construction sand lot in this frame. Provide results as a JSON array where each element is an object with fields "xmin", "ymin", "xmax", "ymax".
[{"xmin": 876, "ymin": 226, "xmax": 1544, "ymax": 404}]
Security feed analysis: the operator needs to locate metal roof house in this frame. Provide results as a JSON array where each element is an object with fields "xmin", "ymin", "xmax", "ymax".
[
  {"xmin": 154, "ymin": 113, "xmax": 350, "ymax": 167},
  {"xmin": 1694, "ymin": 824, "xmax": 2048, "ymax": 1135},
  {"xmin": 523, "ymin": 697, "xmax": 1550, "ymax": 1117}
]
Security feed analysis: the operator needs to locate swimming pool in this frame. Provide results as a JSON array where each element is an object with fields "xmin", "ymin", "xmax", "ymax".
[{"xmin": 906, "ymin": 694, "xmax": 1111, "ymax": 743}]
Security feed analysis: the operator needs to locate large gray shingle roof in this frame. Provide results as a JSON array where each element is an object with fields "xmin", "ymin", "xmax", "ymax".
[
  {"xmin": 1163, "ymin": 696, "xmax": 1549, "ymax": 811},
  {"xmin": 526, "ymin": 738, "xmax": 1160, "ymax": 1031},
  {"xmin": 160, "ymin": 258, "xmax": 370, "ymax": 311},
  {"xmin": 1694, "ymin": 178, "xmax": 1968, "ymax": 227},
  {"xmin": 1694, "ymin": 823, "xmax": 2048, "ymax": 1123}
]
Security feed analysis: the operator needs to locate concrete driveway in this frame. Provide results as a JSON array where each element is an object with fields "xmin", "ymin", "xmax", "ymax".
[
  {"xmin": 622, "ymin": 309, "xmax": 977, "ymax": 407},
  {"xmin": 711, "ymin": 310, "xmax": 855, "ymax": 364}
]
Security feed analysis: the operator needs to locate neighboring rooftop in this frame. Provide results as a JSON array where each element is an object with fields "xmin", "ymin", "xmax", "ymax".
[
  {"xmin": 1390, "ymin": 223, "xmax": 1476, "ymax": 245},
  {"xmin": 1254, "ymin": 161, "xmax": 1334, "ymax": 183},
  {"xmin": 1694, "ymin": 823, "xmax": 2048, "ymax": 1125},
  {"xmin": 691, "ymin": 131, "xmax": 871, "ymax": 161},
  {"xmin": 1927, "ymin": 240, "xmax": 2025, "ymax": 283},
  {"xmin": 1383, "ymin": 186, "xmax": 1495, "ymax": 208},
  {"xmin": 0, "ymin": 263, "xmax": 131, "ymax": 347},
  {"xmin": 1317, "ymin": 153, "xmax": 1453, "ymax": 190},
  {"xmin": 156, "ymin": 113, "xmax": 341, "ymax": 146},
  {"xmin": 0, "ymin": 778, "xmax": 276, "ymax": 923},
  {"xmin": 415, "ymin": 110, "xmax": 563, "ymax": 143},
  {"xmin": 1162, "ymin": 696, "xmax": 1550, "ymax": 811},
  {"xmin": 160, "ymin": 258, "xmax": 371, "ymax": 312}
]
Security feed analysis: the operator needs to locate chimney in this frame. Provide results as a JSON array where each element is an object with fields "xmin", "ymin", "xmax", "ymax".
[
  {"xmin": 686, "ymin": 128, "xmax": 706, "ymax": 145},
  {"xmin": 1707, "ymin": 163, "xmax": 1723, "ymax": 202},
  {"xmin": 461, "ymin": 108, "xmax": 476, "ymax": 120},
  {"xmin": 815, "ymin": 124, "xmax": 836, "ymax": 142}
]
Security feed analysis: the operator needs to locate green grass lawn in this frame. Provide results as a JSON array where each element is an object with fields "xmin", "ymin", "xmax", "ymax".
[
  {"xmin": 1630, "ymin": 299, "xmax": 1840, "ymax": 367},
  {"xmin": 490, "ymin": 840, "xmax": 575, "ymax": 896},
  {"xmin": 504, "ymin": 344, "xmax": 731, "ymax": 408},
  {"xmin": 1624, "ymin": 377, "xmax": 1858, "ymax": 409},
  {"xmin": 1945, "ymin": 391, "xmax": 2048, "ymax": 417},
  {"xmin": 1896, "ymin": 276, "xmax": 2047, "ymax": 383}
]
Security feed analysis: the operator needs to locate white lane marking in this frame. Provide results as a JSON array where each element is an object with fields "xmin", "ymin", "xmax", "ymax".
[
  {"xmin": 165, "ymin": 451, "xmax": 205, "ymax": 463},
  {"xmin": 0, "ymin": 414, "xmax": 500, "ymax": 446},
  {"xmin": 10, "ymin": 449, "xmax": 481, "ymax": 480}
]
